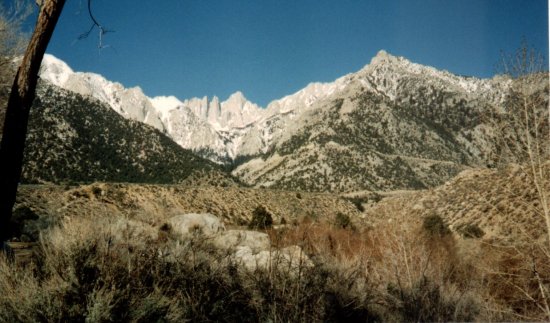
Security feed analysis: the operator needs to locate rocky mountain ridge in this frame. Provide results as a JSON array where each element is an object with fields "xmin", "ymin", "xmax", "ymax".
[
  {"xmin": 17, "ymin": 82, "xmax": 229, "ymax": 184},
  {"xmin": 39, "ymin": 51, "xmax": 518, "ymax": 192},
  {"xmin": 231, "ymin": 51, "xmax": 516, "ymax": 191},
  {"xmin": 40, "ymin": 55, "xmax": 264, "ymax": 163}
]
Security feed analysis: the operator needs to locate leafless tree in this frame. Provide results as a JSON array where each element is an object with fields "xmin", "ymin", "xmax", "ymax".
[
  {"xmin": 0, "ymin": 1, "xmax": 30, "ymax": 135},
  {"xmin": 0, "ymin": 0, "xmax": 112, "ymax": 248},
  {"xmin": 492, "ymin": 42, "xmax": 550, "ymax": 320},
  {"xmin": 0, "ymin": 0, "xmax": 66, "ymax": 243},
  {"xmin": 497, "ymin": 44, "xmax": 549, "ymax": 243},
  {"xmin": 0, "ymin": 1, "xmax": 32, "ymax": 86}
]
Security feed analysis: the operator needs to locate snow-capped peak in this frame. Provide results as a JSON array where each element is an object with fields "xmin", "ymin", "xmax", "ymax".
[
  {"xmin": 152, "ymin": 91, "xmax": 263, "ymax": 132},
  {"xmin": 39, "ymin": 54, "xmax": 165, "ymax": 132},
  {"xmin": 39, "ymin": 54, "xmax": 74, "ymax": 86},
  {"xmin": 150, "ymin": 95, "xmax": 184, "ymax": 120},
  {"xmin": 369, "ymin": 49, "xmax": 398, "ymax": 66},
  {"xmin": 354, "ymin": 50, "xmax": 507, "ymax": 98},
  {"xmin": 226, "ymin": 91, "xmax": 246, "ymax": 103}
]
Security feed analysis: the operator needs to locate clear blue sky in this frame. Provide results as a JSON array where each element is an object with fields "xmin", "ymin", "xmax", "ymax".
[{"xmin": 29, "ymin": 0, "xmax": 550, "ymax": 107}]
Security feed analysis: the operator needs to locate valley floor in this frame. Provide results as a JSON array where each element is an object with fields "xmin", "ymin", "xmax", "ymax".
[{"xmin": 1, "ymin": 164, "xmax": 549, "ymax": 321}]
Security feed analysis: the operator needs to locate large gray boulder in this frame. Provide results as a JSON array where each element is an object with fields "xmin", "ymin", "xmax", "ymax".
[
  {"xmin": 165, "ymin": 214, "xmax": 311, "ymax": 272},
  {"xmin": 233, "ymin": 245, "xmax": 312, "ymax": 272},
  {"xmin": 168, "ymin": 213, "xmax": 225, "ymax": 237},
  {"xmin": 213, "ymin": 230, "xmax": 270, "ymax": 253}
]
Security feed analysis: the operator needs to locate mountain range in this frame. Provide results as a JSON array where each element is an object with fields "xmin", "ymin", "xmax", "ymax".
[
  {"xmin": 37, "ymin": 51, "xmax": 518, "ymax": 192},
  {"xmin": 22, "ymin": 83, "xmax": 231, "ymax": 185}
]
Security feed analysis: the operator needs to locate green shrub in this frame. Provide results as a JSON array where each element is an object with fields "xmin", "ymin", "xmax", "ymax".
[
  {"xmin": 352, "ymin": 199, "xmax": 365, "ymax": 212},
  {"xmin": 422, "ymin": 214, "xmax": 451, "ymax": 236},
  {"xmin": 248, "ymin": 205, "xmax": 273, "ymax": 229}
]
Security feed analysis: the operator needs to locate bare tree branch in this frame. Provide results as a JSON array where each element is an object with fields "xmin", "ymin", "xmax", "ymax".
[{"xmin": 77, "ymin": 0, "xmax": 114, "ymax": 52}]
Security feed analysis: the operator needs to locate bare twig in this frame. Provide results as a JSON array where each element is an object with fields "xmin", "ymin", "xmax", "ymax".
[{"xmin": 77, "ymin": 0, "xmax": 114, "ymax": 52}]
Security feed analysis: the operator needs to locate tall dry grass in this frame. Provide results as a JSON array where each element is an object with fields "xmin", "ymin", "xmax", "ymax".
[
  {"xmin": 0, "ymin": 215, "xmax": 377, "ymax": 322},
  {"xmin": 269, "ymin": 215, "xmax": 550, "ymax": 321},
  {"xmin": 1, "ymin": 211, "xmax": 549, "ymax": 321}
]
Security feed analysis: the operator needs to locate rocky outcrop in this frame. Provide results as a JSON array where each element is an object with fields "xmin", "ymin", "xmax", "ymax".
[
  {"xmin": 232, "ymin": 245, "xmax": 312, "ymax": 272},
  {"xmin": 165, "ymin": 213, "xmax": 311, "ymax": 271},
  {"xmin": 213, "ymin": 229, "xmax": 270, "ymax": 253},
  {"xmin": 168, "ymin": 213, "xmax": 225, "ymax": 237}
]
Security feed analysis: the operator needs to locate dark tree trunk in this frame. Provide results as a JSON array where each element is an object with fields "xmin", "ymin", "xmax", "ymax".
[{"xmin": 0, "ymin": 0, "xmax": 66, "ymax": 242}]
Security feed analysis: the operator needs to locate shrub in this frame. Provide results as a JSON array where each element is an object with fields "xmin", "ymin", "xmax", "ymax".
[
  {"xmin": 350, "ymin": 198, "xmax": 366, "ymax": 212},
  {"xmin": 344, "ymin": 197, "xmax": 367, "ymax": 212},
  {"xmin": 249, "ymin": 262, "xmax": 381, "ymax": 322},
  {"xmin": 9, "ymin": 206, "xmax": 40, "ymax": 238},
  {"xmin": 0, "ymin": 218, "xmax": 255, "ymax": 322},
  {"xmin": 334, "ymin": 212, "xmax": 355, "ymax": 230},
  {"xmin": 91, "ymin": 186, "xmax": 103, "ymax": 197},
  {"xmin": 159, "ymin": 222, "xmax": 172, "ymax": 232},
  {"xmin": 386, "ymin": 277, "xmax": 479, "ymax": 322},
  {"xmin": 422, "ymin": 214, "xmax": 451, "ymax": 236},
  {"xmin": 0, "ymin": 216, "xmax": 384, "ymax": 322},
  {"xmin": 248, "ymin": 205, "xmax": 273, "ymax": 229},
  {"xmin": 459, "ymin": 223, "xmax": 485, "ymax": 239}
]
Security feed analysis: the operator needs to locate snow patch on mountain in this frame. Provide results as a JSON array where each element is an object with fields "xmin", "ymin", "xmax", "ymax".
[
  {"xmin": 148, "ymin": 91, "xmax": 266, "ymax": 161},
  {"xmin": 150, "ymin": 95, "xmax": 184, "ymax": 121},
  {"xmin": 265, "ymin": 74, "xmax": 353, "ymax": 116}
]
